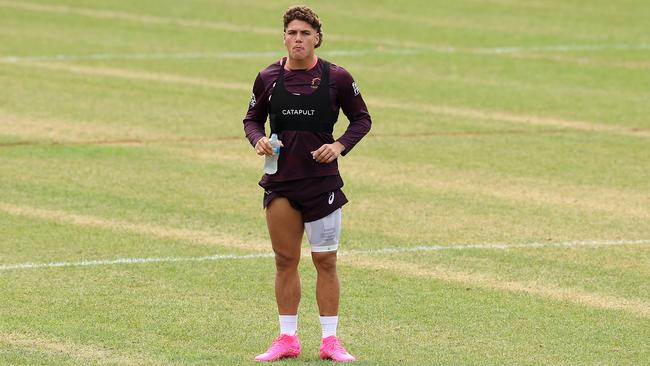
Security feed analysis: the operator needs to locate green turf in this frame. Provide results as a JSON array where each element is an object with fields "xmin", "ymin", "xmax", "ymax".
[{"xmin": 1, "ymin": 0, "xmax": 649, "ymax": 364}]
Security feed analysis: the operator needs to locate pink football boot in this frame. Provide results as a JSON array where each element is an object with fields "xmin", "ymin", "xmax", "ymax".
[
  {"xmin": 255, "ymin": 334, "xmax": 301, "ymax": 361},
  {"xmin": 319, "ymin": 336, "xmax": 356, "ymax": 362}
]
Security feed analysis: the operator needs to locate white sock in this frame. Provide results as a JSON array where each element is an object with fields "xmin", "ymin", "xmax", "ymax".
[
  {"xmin": 279, "ymin": 315, "xmax": 298, "ymax": 336},
  {"xmin": 320, "ymin": 315, "xmax": 338, "ymax": 338}
]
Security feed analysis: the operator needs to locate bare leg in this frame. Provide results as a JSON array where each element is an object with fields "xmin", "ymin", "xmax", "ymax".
[
  {"xmin": 266, "ymin": 197, "xmax": 304, "ymax": 314},
  {"xmin": 311, "ymin": 251, "xmax": 340, "ymax": 316}
]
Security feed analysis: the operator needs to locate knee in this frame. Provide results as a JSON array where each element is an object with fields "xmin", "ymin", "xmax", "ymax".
[
  {"xmin": 312, "ymin": 253, "xmax": 337, "ymax": 274},
  {"xmin": 274, "ymin": 251, "xmax": 300, "ymax": 272}
]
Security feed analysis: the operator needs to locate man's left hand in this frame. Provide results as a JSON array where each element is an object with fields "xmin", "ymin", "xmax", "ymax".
[{"xmin": 311, "ymin": 141, "xmax": 346, "ymax": 163}]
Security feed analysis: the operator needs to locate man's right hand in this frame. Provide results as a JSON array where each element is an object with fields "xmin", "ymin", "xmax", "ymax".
[{"xmin": 255, "ymin": 136, "xmax": 283, "ymax": 156}]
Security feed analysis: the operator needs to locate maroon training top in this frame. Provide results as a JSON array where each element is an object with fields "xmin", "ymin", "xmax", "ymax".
[{"xmin": 243, "ymin": 57, "xmax": 371, "ymax": 189}]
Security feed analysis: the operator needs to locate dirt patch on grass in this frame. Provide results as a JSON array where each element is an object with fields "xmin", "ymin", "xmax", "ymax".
[
  {"xmin": 0, "ymin": 332, "xmax": 169, "ymax": 365},
  {"xmin": 0, "ymin": 112, "xmax": 166, "ymax": 143}
]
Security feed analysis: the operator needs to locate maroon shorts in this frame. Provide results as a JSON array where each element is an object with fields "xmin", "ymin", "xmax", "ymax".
[{"xmin": 263, "ymin": 188, "xmax": 348, "ymax": 222}]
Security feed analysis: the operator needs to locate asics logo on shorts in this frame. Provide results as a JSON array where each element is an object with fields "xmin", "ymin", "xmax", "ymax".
[{"xmin": 328, "ymin": 192, "xmax": 335, "ymax": 205}]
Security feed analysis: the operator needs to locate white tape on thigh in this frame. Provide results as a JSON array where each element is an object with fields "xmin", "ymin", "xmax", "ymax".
[{"xmin": 304, "ymin": 209, "xmax": 341, "ymax": 252}]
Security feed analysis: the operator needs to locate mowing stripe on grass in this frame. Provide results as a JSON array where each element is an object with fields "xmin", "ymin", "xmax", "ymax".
[
  {"xmin": 3, "ymin": 1, "xmax": 649, "ymax": 57},
  {"xmin": 0, "ymin": 0, "xmax": 429, "ymax": 51},
  {"xmin": 371, "ymin": 98, "xmax": 650, "ymax": 138},
  {"xmin": 0, "ymin": 111, "xmax": 171, "ymax": 143},
  {"xmin": 0, "ymin": 0, "xmax": 277, "ymax": 35},
  {"xmin": 172, "ymin": 145, "xmax": 650, "ymax": 221},
  {"xmin": 343, "ymin": 157, "xmax": 650, "ymax": 220},
  {"xmin": 1, "ymin": 239, "xmax": 647, "ymax": 271},
  {"xmin": 0, "ymin": 130, "xmax": 566, "ymax": 148},
  {"xmin": 0, "ymin": 110, "xmax": 568, "ymax": 149},
  {"xmin": 3, "ymin": 112, "xmax": 646, "ymax": 222},
  {"xmin": 0, "ymin": 203, "xmax": 267, "ymax": 252},
  {"xmin": 342, "ymin": 256, "xmax": 650, "ymax": 318},
  {"xmin": 3, "ymin": 59, "xmax": 646, "ymax": 139},
  {"xmin": 1, "ymin": 60, "xmax": 250, "ymax": 91}
]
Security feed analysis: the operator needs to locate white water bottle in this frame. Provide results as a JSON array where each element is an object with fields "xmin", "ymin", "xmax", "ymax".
[{"xmin": 263, "ymin": 133, "xmax": 281, "ymax": 174}]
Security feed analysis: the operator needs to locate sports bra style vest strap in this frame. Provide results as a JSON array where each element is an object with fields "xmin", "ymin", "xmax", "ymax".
[{"xmin": 269, "ymin": 59, "xmax": 339, "ymax": 134}]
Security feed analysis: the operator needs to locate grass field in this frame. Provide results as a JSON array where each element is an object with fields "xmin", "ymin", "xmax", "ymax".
[{"xmin": 1, "ymin": 0, "xmax": 649, "ymax": 364}]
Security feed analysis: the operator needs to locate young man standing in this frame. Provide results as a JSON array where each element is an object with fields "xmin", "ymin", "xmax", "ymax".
[{"xmin": 243, "ymin": 5, "xmax": 371, "ymax": 362}]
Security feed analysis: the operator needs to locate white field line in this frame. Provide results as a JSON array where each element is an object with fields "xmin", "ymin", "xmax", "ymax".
[
  {"xmin": 0, "ymin": 253, "xmax": 275, "ymax": 271},
  {"xmin": 1, "ymin": 43, "xmax": 649, "ymax": 63},
  {"xmin": 2, "ymin": 0, "xmax": 650, "ymax": 58},
  {"xmin": 1, "ymin": 239, "xmax": 648, "ymax": 271},
  {"xmin": 0, "ymin": 49, "xmax": 418, "ymax": 63},
  {"xmin": 473, "ymin": 43, "xmax": 650, "ymax": 54},
  {"xmin": 0, "ymin": 51, "xmax": 285, "ymax": 63}
]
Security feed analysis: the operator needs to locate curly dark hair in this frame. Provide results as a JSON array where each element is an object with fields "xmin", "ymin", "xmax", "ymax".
[{"xmin": 283, "ymin": 5, "xmax": 323, "ymax": 48}]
